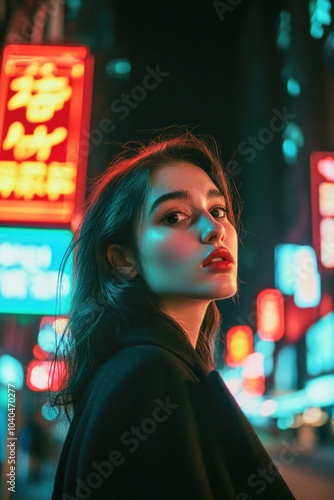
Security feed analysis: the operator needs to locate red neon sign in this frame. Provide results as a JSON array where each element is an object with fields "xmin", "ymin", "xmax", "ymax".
[
  {"xmin": 26, "ymin": 359, "xmax": 66, "ymax": 392},
  {"xmin": 226, "ymin": 325, "xmax": 253, "ymax": 366},
  {"xmin": 310, "ymin": 152, "xmax": 334, "ymax": 271},
  {"xmin": 242, "ymin": 353, "xmax": 265, "ymax": 396},
  {"xmin": 0, "ymin": 45, "xmax": 94, "ymax": 226},
  {"xmin": 257, "ymin": 288, "xmax": 285, "ymax": 341}
]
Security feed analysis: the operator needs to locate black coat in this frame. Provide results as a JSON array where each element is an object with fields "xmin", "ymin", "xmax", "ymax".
[{"xmin": 51, "ymin": 316, "xmax": 295, "ymax": 500}]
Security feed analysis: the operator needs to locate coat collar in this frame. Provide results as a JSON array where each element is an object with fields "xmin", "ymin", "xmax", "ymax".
[{"xmin": 113, "ymin": 314, "xmax": 212, "ymax": 380}]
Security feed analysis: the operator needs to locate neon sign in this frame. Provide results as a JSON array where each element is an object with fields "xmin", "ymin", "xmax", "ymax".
[
  {"xmin": 0, "ymin": 227, "xmax": 73, "ymax": 314},
  {"xmin": 274, "ymin": 243, "xmax": 321, "ymax": 307},
  {"xmin": 242, "ymin": 352, "xmax": 265, "ymax": 396},
  {"xmin": 306, "ymin": 312, "xmax": 334, "ymax": 376},
  {"xmin": 257, "ymin": 288, "xmax": 285, "ymax": 341},
  {"xmin": 310, "ymin": 152, "xmax": 334, "ymax": 270},
  {"xmin": 226, "ymin": 325, "xmax": 253, "ymax": 366},
  {"xmin": 26, "ymin": 316, "xmax": 70, "ymax": 391},
  {"xmin": 26, "ymin": 359, "xmax": 66, "ymax": 392},
  {"xmin": 0, "ymin": 45, "xmax": 94, "ymax": 226}
]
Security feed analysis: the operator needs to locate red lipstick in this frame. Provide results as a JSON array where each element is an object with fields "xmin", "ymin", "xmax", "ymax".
[
  {"xmin": 203, "ymin": 260, "xmax": 234, "ymax": 272},
  {"xmin": 202, "ymin": 247, "xmax": 234, "ymax": 267}
]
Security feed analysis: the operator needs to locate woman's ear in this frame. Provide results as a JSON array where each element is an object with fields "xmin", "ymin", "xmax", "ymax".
[{"xmin": 107, "ymin": 244, "xmax": 139, "ymax": 278}]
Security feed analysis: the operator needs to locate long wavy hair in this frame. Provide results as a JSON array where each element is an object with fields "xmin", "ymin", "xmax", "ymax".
[{"xmin": 49, "ymin": 126, "xmax": 244, "ymax": 423}]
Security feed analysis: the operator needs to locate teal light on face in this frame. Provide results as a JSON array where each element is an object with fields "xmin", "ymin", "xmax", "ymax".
[
  {"xmin": 287, "ymin": 78, "xmax": 301, "ymax": 96},
  {"xmin": 0, "ymin": 227, "xmax": 73, "ymax": 315}
]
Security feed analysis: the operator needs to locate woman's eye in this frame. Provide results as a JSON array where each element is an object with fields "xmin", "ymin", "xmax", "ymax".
[
  {"xmin": 163, "ymin": 206, "xmax": 228, "ymax": 225},
  {"xmin": 211, "ymin": 206, "xmax": 228, "ymax": 219},
  {"xmin": 164, "ymin": 212, "xmax": 188, "ymax": 224}
]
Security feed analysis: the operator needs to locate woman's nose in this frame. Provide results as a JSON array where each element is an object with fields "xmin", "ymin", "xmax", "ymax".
[{"xmin": 199, "ymin": 215, "xmax": 226, "ymax": 244}]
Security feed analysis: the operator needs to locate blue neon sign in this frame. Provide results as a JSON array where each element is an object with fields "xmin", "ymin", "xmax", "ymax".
[
  {"xmin": 0, "ymin": 227, "xmax": 73, "ymax": 314},
  {"xmin": 306, "ymin": 312, "xmax": 334, "ymax": 376},
  {"xmin": 275, "ymin": 243, "xmax": 321, "ymax": 307}
]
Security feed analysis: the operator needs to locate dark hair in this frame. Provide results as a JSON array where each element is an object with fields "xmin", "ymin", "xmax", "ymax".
[{"xmin": 49, "ymin": 126, "xmax": 244, "ymax": 423}]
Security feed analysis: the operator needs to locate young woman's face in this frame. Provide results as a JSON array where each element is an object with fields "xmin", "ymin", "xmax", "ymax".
[{"xmin": 134, "ymin": 162, "xmax": 238, "ymax": 302}]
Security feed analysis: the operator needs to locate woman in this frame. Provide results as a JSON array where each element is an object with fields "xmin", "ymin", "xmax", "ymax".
[{"xmin": 50, "ymin": 128, "xmax": 295, "ymax": 499}]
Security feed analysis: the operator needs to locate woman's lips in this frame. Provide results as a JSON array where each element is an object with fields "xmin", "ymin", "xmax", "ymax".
[
  {"xmin": 203, "ymin": 260, "xmax": 234, "ymax": 272},
  {"xmin": 202, "ymin": 247, "xmax": 234, "ymax": 267}
]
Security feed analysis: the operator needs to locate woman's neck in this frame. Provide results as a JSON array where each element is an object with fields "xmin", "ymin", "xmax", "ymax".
[{"xmin": 159, "ymin": 298, "xmax": 211, "ymax": 349}]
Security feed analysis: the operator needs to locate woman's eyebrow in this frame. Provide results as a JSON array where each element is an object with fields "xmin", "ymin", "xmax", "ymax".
[{"xmin": 149, "ymin": 188, "xmax": 225, "ymax": 216}]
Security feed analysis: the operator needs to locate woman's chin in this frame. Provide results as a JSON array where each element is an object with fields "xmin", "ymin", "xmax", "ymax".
[
  {"xmin": 190, "ymin": 286, "xmax": 237, "ymax": 301},
  {"xmin": 212, "ymin": 284, "xmax": 238, "ymax": 300}
]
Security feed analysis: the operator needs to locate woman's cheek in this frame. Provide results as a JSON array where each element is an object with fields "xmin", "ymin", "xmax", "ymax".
[
  {"xmin": 159, "ymin": 229, "xmax": 192, "ymax": 264},
  {"xmin": 141, "ymin": 228, "xmax": 190, "ymax": 267}
]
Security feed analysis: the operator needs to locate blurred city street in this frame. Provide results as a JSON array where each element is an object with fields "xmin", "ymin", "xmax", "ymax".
[{"xmin": 267, "ymin": 443, "xmax": 334, "ymax": 500}]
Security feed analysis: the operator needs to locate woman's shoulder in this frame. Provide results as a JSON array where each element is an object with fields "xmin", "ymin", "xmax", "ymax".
[
  {"xmin": 73, "ymin": 343, "xmax": 205, "ymax": 429},
  {"xmin": 95, "ymin": 343, "xmax": 201, "ymax": 390}
]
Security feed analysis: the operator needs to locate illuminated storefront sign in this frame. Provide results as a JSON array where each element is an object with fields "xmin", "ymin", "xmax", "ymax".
[
  {"xmin": 274, "ymin": 344, "xmax": 297, "ymax": 391},
  {"xmin": 221, "ymin": 367, "xmax": 242, "ymax": 396},
  {"xmin": 284, "ymin": 295, "xmax": 318, "ymax": 343},
  {"xmin": 254, "ymin": 334, "xmax": 274, "ymax": 376},
  {"xmin": 306, "ymin": 312, "xmax": 334, "ymax": 376},
  {"xmin": 0, "ymin": 227, "xmax": 73, "ymax": 314},
  {"xmin": 242, "ymin": 352, "xmax": 265, "ymax": 396},
  {"xmin": 26, "ymin": 316, "xmax": 69, "ymax": 391},
  {"xmin": 310, "ymin": 152, "xmax": 334, "ymax": 271},
  {"xmin": 38, "ymin": 315, "xmax": 69, "ymax": 352},
  {"xmin": 0, "ymin": 44, "xmax": 94, "ymax": 225},
  {"xmin": 305, "ymin": 375, "xmax": 334, "ymax": 407},
  {"xmin": 226, "ymin": 325, "xmax": 253, "ymax": 366},
  {"xmin": 26, "ymin": 359, "xmax": 66, "ymax": 391},
  {"xmin": 257, "ymin": 288, "xmax": 285, "ymax": 341},
  {"xmin": 274, "ymin": 243, "xmax": 321, "ymax": 307}
]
